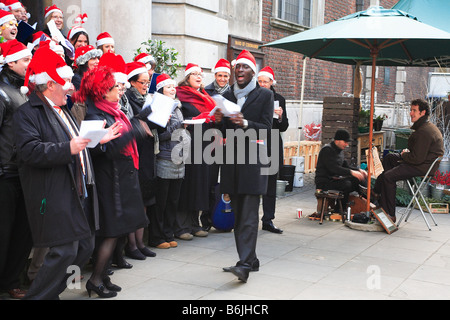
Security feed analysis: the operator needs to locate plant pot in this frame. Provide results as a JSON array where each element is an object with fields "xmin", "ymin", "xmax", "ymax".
[
  {"xmin": 431, "ymin": 184, "xmax": 444, "ymax": 200},
  {"xmin": 373, "ymin": 119, "xmax": 383, "ymax": 131},
  {"xmin": 438, "ymin": 159, "xmax": 450, "ymax": 174}
]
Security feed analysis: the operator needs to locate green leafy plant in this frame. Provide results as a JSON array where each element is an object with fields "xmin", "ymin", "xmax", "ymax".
[
  {"xmin": 135, "ymin": 39, "xmax": 181, "ymax": 78},
  {"xmin": 374, "ymin": 113, "xmax": 388, "ymax": 121}
]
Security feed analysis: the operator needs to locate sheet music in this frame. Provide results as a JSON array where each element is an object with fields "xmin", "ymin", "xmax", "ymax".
[
  {"xmin": 147, "ymin": 92, "xmax": 178, "ymax": 128},
  {"xmin": 209, "ymin": 95, "xmax": 241, "ymax": 117},
  {"xmin": 79, "ymin": 120, "xmax": 108, "ymax": 148}
]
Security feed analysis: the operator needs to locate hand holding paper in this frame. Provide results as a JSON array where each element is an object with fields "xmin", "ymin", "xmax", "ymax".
[
  {"xmin": 209, "ymin": 95, "xmax": 241, "ymax": 117},
  {"xmin": 79, "ymin": 120, "xmax": 109, "ymax": 148}
]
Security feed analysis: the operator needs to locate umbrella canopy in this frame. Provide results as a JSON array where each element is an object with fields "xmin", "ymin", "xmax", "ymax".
[
  {"xmin": 264, "ymin": 6, "xmax": 450, "ymax": 67},
  {"xmin": 264, "ymin": 6, "xmax": 450, "ymax": 212}
]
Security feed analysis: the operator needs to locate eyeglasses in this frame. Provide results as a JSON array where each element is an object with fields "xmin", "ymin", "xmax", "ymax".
[
  {"xmin": 136, "ymin": 80, "xmax": 150, "ymax": 86},
  {"xmin": 190, "ymin": 72, "xmax": 204, "ymax": 78},
  {"xmin": 2, "ymin": 20, "xmax": 18, "ymax": 29}
]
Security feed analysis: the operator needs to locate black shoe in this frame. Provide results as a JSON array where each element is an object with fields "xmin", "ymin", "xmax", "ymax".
[
  {"xmin": 139, "ymin": 246, "xmax": 156, "ymax": 257},
  {"xmin": 103, "ymin": 276, "xmax": 122, "ymax": 292},
  {"xmin": 86, "ymin": 280, "xmax": 117, "ymax": 298},
  {"xmin": 125, "ymin": 247, "xmax": 146, "ymax": 260},
  {"xmin": 111, "ymin": 257, "xmax": 133, "ymax": 269},
  {"xmin": 223, "ymin": 259, "xmax": 259, "ymax": 273},
  {"xmin": 262, "ymin": 222, "xmax": 283, "ymax": 234},
  {"xmin": 228, "ymin": 266, "xmax": 250, "ymax": 283}
]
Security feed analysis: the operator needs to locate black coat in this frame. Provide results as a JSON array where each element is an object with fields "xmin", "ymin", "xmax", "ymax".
[
  {"xmin": 14, "ymin": 93, "xmax": 99, "ymax": 247},
  {"xmin": 84, "ymin": 99, "xmax": 149, "ymax": 237},
  {"xmin": 220, "ymin": 83, "xmax": 274, "ymax": 195}
]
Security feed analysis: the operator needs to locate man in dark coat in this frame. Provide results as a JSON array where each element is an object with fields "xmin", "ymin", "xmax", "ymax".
[
  {"xmin": 315, "ymin": 129, "xmax": 367, "ymax": 211},
  {"xmin": 257, "ymin": 66, "xmax": 289, "ymax": 234},
  {"xmin": 215, "ymin": 50, "xmax": 274, "ymax": 283},
  {"xmin": 0, "ymin": 40, "xmax": 33, "ymax": 299},
  {"xmin": 14, "ymin": 46, "xmax": 101, "ymax": 300},
  {"xmin": 374, "ymin": 99, "xmax": 444, "ymax": 222}
]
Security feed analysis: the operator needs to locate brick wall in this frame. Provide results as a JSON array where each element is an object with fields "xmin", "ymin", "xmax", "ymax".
[{"xmin": 261, "ymin": 0, "xmax": 430, "ymax": 103}]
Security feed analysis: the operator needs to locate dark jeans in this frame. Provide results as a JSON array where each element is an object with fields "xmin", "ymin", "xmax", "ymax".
[
  {"xmin": 0, "ymin": 176, "xmax": 32, "ymax": 290},
  {"xmin": 374, "ymin": 153, "xmax": 422, "ymax": 217}
]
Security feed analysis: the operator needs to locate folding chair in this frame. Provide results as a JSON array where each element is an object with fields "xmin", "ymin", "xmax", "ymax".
[{"xmin": 397, "ymin": 156, "xmax": 442, "ymax": 230}]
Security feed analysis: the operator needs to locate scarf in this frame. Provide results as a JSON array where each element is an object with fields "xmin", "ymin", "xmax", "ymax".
[
  {"xmin": 176, "ymin": 85, "xmax": 216, "ymax": 114},
  {"xmin": 95, "ymin": 99, "xmax": 140, "ymax": 170},
  {"xmin": 233, "ymin": 77, "xmax": 257, "ymax": 107},
  {"xmin": 214, "ymin": 80, "xmax": 229, "ymax": 95}
]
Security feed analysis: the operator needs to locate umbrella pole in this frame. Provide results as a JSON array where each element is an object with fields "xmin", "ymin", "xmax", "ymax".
[
  {"xmin": 366, "ymin": 48, "xmax": 378, "ymax": 213},
  {"xmin": 298, "ymin": 57, "xmax": 307, "ymax": 156}
]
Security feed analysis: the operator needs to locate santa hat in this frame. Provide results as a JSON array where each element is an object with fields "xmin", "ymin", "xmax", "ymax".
[
  {"xmin": 0, "ymin": 39, "xmax": 31, "ymax": 64},
  {"xmin": 1, "ymin": 0, "xmax": 23, "ymax": 11},
  {"xmin": 134, "ymin": 52, "xmax": 155, "ymax": 64},
  {"xmin": 21, "ymin": 45, "xmax": 73, "ymax": 94},
  {"xmin": 31, "ymin": 31, "xmax": 50, "ymax": 48},
  {"xmin": 156, "ymin": 73, "xmax": 176, "ymax": 92},
  {"xmin": 96, "ymin": 32, "xmax": 114, "ymax": 47},
  {"xmin": 126, "ymin": 61, "xmax": 148, "ymax": 80},
  {"xmin": 99, "ymin": 51, "xmax": 129, "ymax": 87},
  {"xmin": 258, "ymin": 66, "xmax": 277, "ymax": 85},
  {"xmin": 0, "ymin": 9, "xmax": 14, "ymax": 26},
  {"xmin": 231, "ymin": 50, "xmax": 257, "ymax": 73},
  {"xmin": 67, "ymin": 25, "xmax": 87, "ymax": 41},
  {"xmin": 74, "ymin": 45, "xmax": 102, "ymax": 67},
  {"xmin": 213, "ymin": 59, "xmax": 231, "ymax": 74},
  {"xmin": 44, "ymin": 5, "xmax": 63, "ymax": 19},
  {"xmin": 184, "ymin": 63, "xmax": 202, "ymax": 77},
  {"xmin": 40, "ymin": 40, "xmax": 64, "ymax": 57}
]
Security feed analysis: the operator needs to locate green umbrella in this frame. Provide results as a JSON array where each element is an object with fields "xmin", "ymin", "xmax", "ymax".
[{"xmin": 264, "ymin": 6, "xmax": 450, "ymax": 212}]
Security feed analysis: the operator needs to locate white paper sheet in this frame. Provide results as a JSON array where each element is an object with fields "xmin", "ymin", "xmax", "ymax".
[
  {"xmin": 79, "ymin": 120, "xmax": 108, "ymax": 148},
  {"xmin": 273, "ymin": 100, "xmax": 280, "ymax": 119},
  {"xmin": 183, "ymin": 119, "xmax": 206, "ymax": 125},
  {"xmin": 209, "ymin": 95, "xmax": 241, "ymax": 117},
  {"xmin": 147, "ymin": 92, "xmax": 178, "ymax": 128},
  {"xmin": 47, "ymin": 20, "xmax": 65, "ymax": 44}
]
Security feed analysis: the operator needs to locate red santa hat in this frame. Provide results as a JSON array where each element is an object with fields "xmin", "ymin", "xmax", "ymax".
[
  {"xmin": 1, "ymin": 0, "xmax": 23, "ymax": 11},
  {"xmin": 258, "ymin": 66, "xmax": 277, "ymax": 85},
  {"xmin": 31, "ymin": 31, "xmax": 50, "ymax": 48},
  {"xmin": 21, "ymin": 45, "xmax": 74, "ymax": 94},
  {"xmin": 74, "ymin": 45, "xmax": 102, "ymax": 67},
  {"xmin": 126, "ymin": 61, "xmax": 148, "ymax": 80},
  {"xmin": 231, "ymin": 50, "xmax": 257, "ymax": 73},
  {"xmin": 67, "ymin": 25, "xmax": 87, "ymax": 41},
  {"xmin": 0, "ymin": 39, "xmax": 31, "ymax": 64},
  {"xmin": 184, "ymin": 63, "xmax": 202, "ymax": 77},
  {"xmin": 44, "ymin": 5, "xmax": 63, "ymax": 19},
  {"xmin": 213, "ymin": 59, "xmax": 231, "ymax": 74},
  {"xmin": 134, "ymin": 52, "xmax": 155, "ymax": 67},
  {"xmin": 99, "ymin": 51, "xmax": 129, "ymax": 87},
  {"xmin": 156, "ymin": 73, "xmax": 176, "ymax": 92},
  {"xmin": 0, "ymin": 9, "xmax": 14, "ymax": 26},
  {"xmin": 96, "ymin": 32, "xmax": 114, "ymax": 47},
  {"xmin": 39, "ymin": 40, "xmax": 64, "ymax": 57}
]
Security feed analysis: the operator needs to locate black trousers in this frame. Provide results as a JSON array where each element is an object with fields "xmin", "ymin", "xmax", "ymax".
[
  {"xmin": 149, "ymin": 177, "xmax": 183, "ymax": 246},
  {"xmin": 318, "ymin": 176, "xmax": 360, "ymax": 209},
  {"xmin": 262, "ymin": 173, "xmax": 277, "ymax": 223},
  {"xmin": 0, "ymin": 176, "xmax": 32, "ymax": 290},
  {"xmin": 374, "ymin": 153, "xmax": 422, "ymax": 217},
  {"xmin": 229, "ymin": 194, "xmax": 260, "ymax": 268}
]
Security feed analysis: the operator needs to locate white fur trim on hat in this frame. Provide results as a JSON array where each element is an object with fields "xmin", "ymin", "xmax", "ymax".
[
  {"xmin": 185, "ymin": 66, "xmax": 202, "ymax": 77},
  {"xmin": 44, "ymin": 8, "xmax": 63, "ymax": 19},
  {"xmin": 127, "ymin": 67, "xmax": 148, "ymax": 80},
  {"xmin": 114, "ymin": 72, "xmax": 128, "ymax": 84},
  {"xmin": 0, "ymin": 13, "xmax": 15, "ymax": 26},
  {"xmin": 76, "ymin": 49, "xmax": 102, "ymax": 66},
  {"xmin": 4, "ymin": 48, "xmax": 32, "ymax": 64},
  {"xmin": 137, "ymin": 55, "xmax": 155, "ymax": 65},
  {"xmin": 29, "ymin": 66, "xmax": 74, "ymax": 85},
  {"xmin": 257, "ymin": 71, "xmax": 276, "ymax": 85},
  {"xmin": 214, "ymin": 67, "xmax": 230, "ymax": 74},
  {"xmin": 234, "ymin": 58, "xmax": 257, "ymax": 73},
  {"xmin": 96, "ymin": 37, "xmax": 114, "ymax": 47},
  {"xmin": 4, "ymin": 2, "xmax": 22, "ymax": 11},
  {"xmin": 156, "ymin": 79, "xmax": 176, "ymax": 92}
]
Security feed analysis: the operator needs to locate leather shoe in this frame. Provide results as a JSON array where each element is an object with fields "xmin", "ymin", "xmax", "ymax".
[
  {"xmin": 228, "ymin": 266, "xmax": 250, "ymax": 283},
  {"xmin": 8, "ymin": 288, "xmax": 27, "ymax": 299},
  {"xmin": 262, "ymin": 222, "xmax": 283, "ymax": 234},
  {"xmin": 223, "ymin": 259, "xmax": 259, "ymax": 273}
]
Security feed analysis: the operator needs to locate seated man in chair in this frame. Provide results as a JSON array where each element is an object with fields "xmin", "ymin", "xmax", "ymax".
[
  {"xmin": 314, "ymin": 129, "xmax": 367, "ymax": 217},
  {"xmin": 373, "ymin": 99, "xmax": 443, "ymax": 222}
]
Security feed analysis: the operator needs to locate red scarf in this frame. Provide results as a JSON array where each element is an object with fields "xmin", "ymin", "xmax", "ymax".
[
  {"xmin": 176, "ymin": 86, "xmax": 216, "ymax": 114},
  {"xmin": 95, "ymin": 99, "xmax": 140, "ymax": 170}
]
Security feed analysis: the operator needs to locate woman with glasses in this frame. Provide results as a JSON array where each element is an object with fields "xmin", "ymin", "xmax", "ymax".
[
  {"xmin": 72, "ymin": 66, "xmax": 152, "ymax": 298},
  {"xmin": 125, "ymin": 61, "xmax": 150, "ymax": 115},
  {"xmin": 174, "ymin": 63, "xmax": 217, "ymax": 240}
]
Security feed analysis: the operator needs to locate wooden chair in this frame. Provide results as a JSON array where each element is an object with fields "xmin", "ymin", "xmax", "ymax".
[{"xmin": 314, "ymin": 190, "xmax": 345, "ymax": 225}]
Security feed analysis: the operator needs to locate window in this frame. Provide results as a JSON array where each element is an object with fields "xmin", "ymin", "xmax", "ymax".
[
  {"xmin": 278, "ymin": 0, "xmax": 312, "ymax": 27},
  {"xmin": 356, "ymin": 0, "xmax": 365, "ymax": 12}
]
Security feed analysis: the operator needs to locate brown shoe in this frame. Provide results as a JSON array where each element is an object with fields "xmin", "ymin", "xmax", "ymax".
[
  {"xmin": 156, "ymin": 242, "xmax": 171, "ymax": 249},
  {"xmin": 169, "ymin": 241, "xmax": 178, "ymax": 248},
  {"xmin": 8, "ymin": 288, "xmax": 27, "ymax": 299}
]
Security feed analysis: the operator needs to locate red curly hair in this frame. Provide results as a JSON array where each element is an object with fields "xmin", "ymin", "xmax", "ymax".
[{"xmin": 72, "ymin": 66, "xmax": 116, "ymax": 103}]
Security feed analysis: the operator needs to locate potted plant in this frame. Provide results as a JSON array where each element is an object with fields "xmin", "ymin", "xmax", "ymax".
[
  {"xmin": 358, "ymin": 109, "xmax": 371, "ymax": 133},
  {"xmin": 430, "ymin": 170, "xmax": 450, "ymax": 200},
  {"xmin": 373, "ymin": 113, "xmax": 388, "ymax": 131}
]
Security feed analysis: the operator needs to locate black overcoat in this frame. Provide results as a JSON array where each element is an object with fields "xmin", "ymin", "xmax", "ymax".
[
  {"xmin": 13, "ymin": 93, "xmax": 99, "ymax": 247},
  {"xmin": 220, "ymin": 83, "xmax": 274, "ymax": 195}
]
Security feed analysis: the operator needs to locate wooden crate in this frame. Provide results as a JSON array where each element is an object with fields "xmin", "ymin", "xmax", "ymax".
[
  {"xmin": 283, "ymin": 141, "xmax": 321, "ymax": 173},
  {"xmin": 430, "ymin": 203, "xmax": 449, "ymax": 214}
]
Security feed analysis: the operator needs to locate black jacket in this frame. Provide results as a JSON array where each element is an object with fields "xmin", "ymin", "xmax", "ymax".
[{"xmin": 0, "ymin": 67, "xmax": 28, "ymax": 176}]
